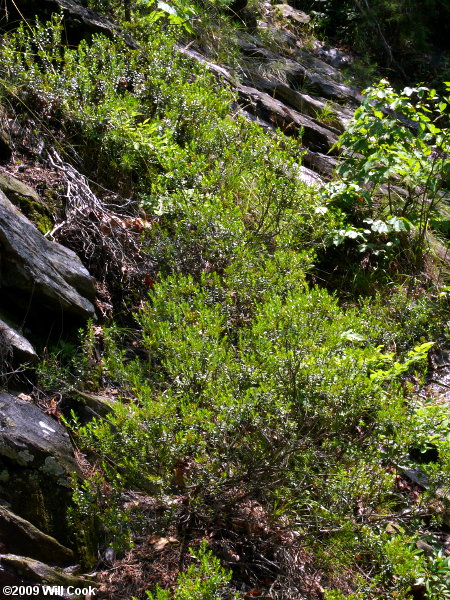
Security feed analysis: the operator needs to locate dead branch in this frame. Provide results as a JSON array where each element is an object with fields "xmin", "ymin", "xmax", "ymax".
[{"xmin": 46, "ymin": 149, "xmax": 155, "ymax": 314}]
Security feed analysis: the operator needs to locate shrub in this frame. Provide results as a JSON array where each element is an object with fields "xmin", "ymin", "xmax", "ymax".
[
  {"xmin": 141, "ymin": 542, "xmax": 241, "ymax": 600},
  {"xmin": 323, "ymin": 79, "xmax": 450, "ymax": 268},
  {"xmin": 77, "ymin": 274, "xmax": 415, "ymax": 520}
]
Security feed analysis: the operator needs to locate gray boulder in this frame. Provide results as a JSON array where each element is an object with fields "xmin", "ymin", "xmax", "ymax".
[
  {"xmin": 299, "ymin": 165, "xmax": 323, "ymax": 187},
  {"xmin": 316, "ymin": 45, "xmax": 354, "ymax": 69},
  {"xmin": 0, "ymin": 315, "xmax": 38, "ymax": 365},
  {"xmin": 245, "ymin": 75, "xmax": 353, "ymax": 132},
  {"xmin": 0, "ymin": 505, "xmax": 74, "ymax": 566},
  {"xmin": 69, "ymin": 390, "xmax": 117, "ymax": 421},
  {"xmin": 0, "ymin": 172, "xmax": 41, "ymax": 206},
  {"xmin": 304, "ymin": 70, "xmax": 361, "ymax": 104},
  {"xmin": 0, "ymin": 392, "xmax": 80, "ymax": 542},
  {"xmin": 0, "ymin": 190, "xmax": 95, "ymax": 320},
  {"xmin": 303, "ymin": 150, "xmax": 338, "ymax": 178}
]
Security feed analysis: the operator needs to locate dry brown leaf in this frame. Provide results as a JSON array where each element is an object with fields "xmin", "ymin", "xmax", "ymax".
[{"xmin": 148, "ymin": 536, "xmax": 179, "ymax": 552}]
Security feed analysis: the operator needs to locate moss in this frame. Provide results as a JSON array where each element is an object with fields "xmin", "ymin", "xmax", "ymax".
[
  {"xmin": 0, "ymin": 173, "xmax": 54, "ymax": 234},
  {"xmin": 11, "ymin": 194, "xmax": 54, "ymax": 234},
  {"xmin": 73, "ymin": 518, "xmax": 99, "ymax": 569}
]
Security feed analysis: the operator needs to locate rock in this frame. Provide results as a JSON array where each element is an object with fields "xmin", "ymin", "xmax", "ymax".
[
  {"xmin": 244, "ymin": 75, "xmax": 353, "ymax": 132},
  {"xmin": 238, "ymin": 33, "xmax": 352, "ymax": 95},
  {"xmin": 2, "ymin": 0, "xmax": 138, "ymax": 48},
  {"xmin": 65, "ymin": 390, "xmax": 117, "ymax": 423},
  {"xmin": 0, "ymin": 391, "xmax": 79, "ymax": 476},
  {"xmin": 262, "ymin": 82, "xmax": 326, "ymax": 117},
  {"xmin": 401, "ymin": 465, "xmax": 450, "ymax": 528},
  {"xmin": 0, "ymin": 172, "xmax": 40, "ymax": 206},
  {"xmin": 316, "ymin": 45, "xmax": 353, "ymax": 69},
  {"xmin": 401, "ymin": 467, "xmax": 430, "ymax": 489},
  {"xmin": 0, "ymin": 554, "xmax": 96, "ymax": 600},
  {"xmin": 179, "ymin": 45, "xmax": 234, "ymax": 81},
  {"xmin": 0, "ymin": 171, "xmax": 52, "ymax": 234},
  {"xmin": 179, "ymin": 44, "xmax": 356, "ymax": 181},
  {"xmin": 416, "ymin": 539, "xmax": 435, "ymax": 555},
  {"xmin": 299, "ymin": 165, "xmax": 323, "ymax": 187},
  {"xmin": 303, "ymin": 151, "xmax": 338, "ymax": 178},
  {"xmin": 179, "ymin": 45, "xmax": 337, "ymax": 152},
  {"xmin": 254, "ymin": 24, "xmax": 298, "ymax": 49},
  {"xmin": 0, "ymin": 392, "xmax": 80, "ymax": 542},
  {"xmin": 236, "ymin": 83, "xmax": 338, "ymax": 152},
  {"xmin": 0, "ymin": 315, "xmax": 38, "ymax": 365},
  {"xmin": 303, "ymin": 71, "xmax": 361, "ymax": 104},
  {"xmin": 274, "ymin": 4, "xmax": 310, "ymax": 24},
  {"xmin": 295, "ymin": 46, "xmax": 346, "ymax": 80},
  {"xmin": 430, "ymin": 349, "xmax": 450, "ymax": 370},
  {"xmin": 239, "ymin": 40, "xmax": 361, "ymax": 104},
  {"xmin": 0, "ymin": 190, "xmax": 95, "ymax": 320},
  {"xmin": 180, "ymin": 45, "xmax": 342, "ymax": 176},
  {"xmin": 236, "ymin": 108, "xmax": 275, "ymax": 133},
  {"xmin": 0, "ymin": 505, "xmax": 74, "ymax": 566},
  {"xmin": 239, "ymin": 38, "xmax": 288, "ymax": 62}
]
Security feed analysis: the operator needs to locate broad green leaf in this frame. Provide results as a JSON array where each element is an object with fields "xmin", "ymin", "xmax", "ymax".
[
  {"xmin": 157, "ymin": 1, "xmax": 178, "ymax": 15},
  {"xmin": 340, "ymin": 330, "xmax": 366, "ymax": 342}
]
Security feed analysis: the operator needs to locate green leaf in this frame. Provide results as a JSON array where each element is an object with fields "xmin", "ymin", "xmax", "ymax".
[
  {"xmin": 344, "ymin": 229, "xmax": 361, "ymax": 239},
  {"xmin": 370, "ymin": 220, "xmax": 389, "ymax": 234},
  {"xmin": 340, "ymin": 330, "xmax": 366, "ymax": 342},
  {"xmin": 157, "ymin": 1, "xmax": 178, "ymax": 15}
]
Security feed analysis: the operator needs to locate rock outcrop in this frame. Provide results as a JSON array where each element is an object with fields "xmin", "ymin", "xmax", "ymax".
[
  {"xmin": 0, "ymin": 392, "xmax": 80, "ymax": 542},
  {"xmin": 238, "ymin": 40, "xmax": 361, "ymax": 104},
  {"xmin": 274, "ymin": 4, "xmax": 310, "ymax": 25},
  {"xmin": 181, "ymin": 33, "xmax": 360, "ymax": 181},
  {"xmin": 236, "ymin": 83, "xmax": 339, "ymax": 153},
  {"xmin": 0, "ymin": 188, "xmax": 95, "ymax": 320},
  {"xmin": 246, "ymin": 76, "xmax": 353, "ymax": 132},
  {"xmin": 0, "ymin": 505, "xmax": 74, "ymax": 566},
  {"xmin": 0, "ymin": 172, "xmax": 52, "ymax": 234},
  {"xmin": 0, "ymin": 315, "xmax": 38, "ymax": 365}
]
